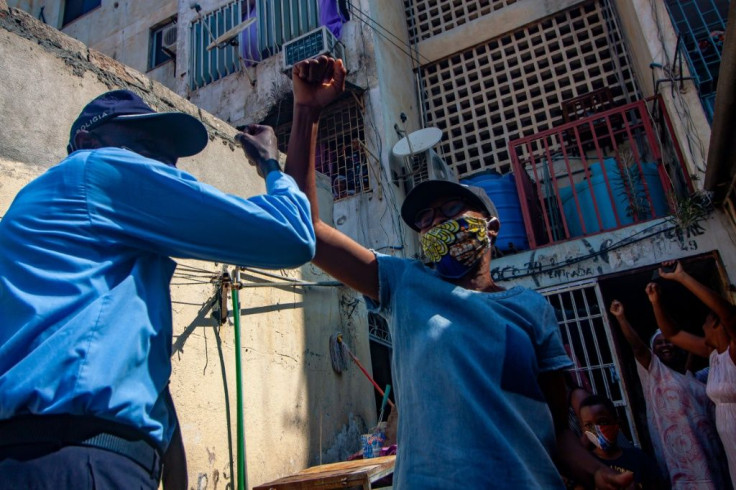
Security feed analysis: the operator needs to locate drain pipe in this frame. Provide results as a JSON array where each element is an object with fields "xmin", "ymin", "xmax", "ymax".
[{"xmin": 231, "ymin": 269, "xmax": 246, "ymax": 490}]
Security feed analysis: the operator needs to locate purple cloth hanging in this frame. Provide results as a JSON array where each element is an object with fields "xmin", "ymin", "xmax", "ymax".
[
  {"xmin": 240, "ymin": 2, "xmax": 260, "ymax": 66},
  {"xmin": 319, "ymin": 0, "xmax": 347, "ymax": 39},
  {"xmin": 239, "ymin": 0, "xmax": 346, "ymax": 67}
]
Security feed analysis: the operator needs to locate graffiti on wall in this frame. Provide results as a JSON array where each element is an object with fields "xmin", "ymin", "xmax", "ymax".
[{"xmin": 491, "ymin": 219, "xmax": 713, "ymax": 288}]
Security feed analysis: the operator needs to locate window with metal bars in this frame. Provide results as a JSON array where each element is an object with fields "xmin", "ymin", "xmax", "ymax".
[
  {"xmin": 189, "ymin": 0, "xmax": 320, "ymax": 90},
  {"xmin": 257, "ymin": 0, "xmax": 321, "ymax": 59},
  {"xmin": 541, "ymin": 281, "xmax": 640, "ymax": 447},
  {"xmin": 403, "ymin": 0, "xmax": 519, "ymax": 45},
  {"xmin": 275, "ymin": 96, "xmax": 371, "ymax": 200},
  {"xmin": 189, "ymin": 1, "xmax": 244, "ymax": 90},
  {"xmin": 418, "ymin": 0, "xmax": 639, "ymax": 178},
  {"xmin": 664, "ymin": 0, "xmax": 729, "ymax": 122}
]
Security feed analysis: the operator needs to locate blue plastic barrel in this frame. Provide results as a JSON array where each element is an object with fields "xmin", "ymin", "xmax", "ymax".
[
  {"xmin": 559, "ymin": 158, "xmax": 668, "ymax": 238},
  {"xmin": 462, "ymin": 172, "xmax": 529, "ymax": 252}
]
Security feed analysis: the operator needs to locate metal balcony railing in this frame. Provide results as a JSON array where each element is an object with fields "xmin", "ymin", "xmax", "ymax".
[{"xmin": 509, "ymin": 97, "xmax": 692, "ymax": 249}]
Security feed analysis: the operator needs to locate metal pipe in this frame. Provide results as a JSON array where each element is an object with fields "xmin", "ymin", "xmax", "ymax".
[{"xmin": 231, "ymin": 269, "xmax": 246, "ymax": 490}]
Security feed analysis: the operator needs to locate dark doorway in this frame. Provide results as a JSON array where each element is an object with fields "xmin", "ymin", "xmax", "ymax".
[{"xmin": 596, "ymin": 251, "xmax": 726, "ymax": 453}]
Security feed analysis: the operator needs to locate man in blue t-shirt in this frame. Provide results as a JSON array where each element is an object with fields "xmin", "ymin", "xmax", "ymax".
[
  {"xmin": 272, "ymin": 55, "xmax": 635, "ymax": 489},
  {"xmin": 0, "ymin": 90, "xmax": 316, "ymax": 489}
]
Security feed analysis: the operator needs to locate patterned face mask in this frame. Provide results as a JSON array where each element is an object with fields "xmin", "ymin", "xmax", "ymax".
[
  {"xmin": 419, "ymin": 216, "xmax": 490, "ymax": 278},
  {"xmin": 585, "ymin": 423, "xmax": 619, "ymax": 453}
]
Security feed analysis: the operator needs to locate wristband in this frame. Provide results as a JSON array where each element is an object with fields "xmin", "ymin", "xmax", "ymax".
[{"xmin": 258, "ymin": 158, "xmax": 281, "ymax": 176}]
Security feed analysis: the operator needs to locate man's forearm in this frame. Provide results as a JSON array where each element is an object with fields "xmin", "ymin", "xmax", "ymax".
[
  {"xmin": 285, "ymin": 104, "xmax": 322, "ymax": 222},
  {"xmin": 257, "ymin": 158, "xmax": 281, "ymax": 177},
  {"xmin": 615, "ymin": 315, "xmax": 651, "ymax": 366},
  {"xmin": 615, "ymin": 315, "xmax": 644, "ymax": 349},
  {"xmin": 651, "ymin": 300, "xmax": 679, "ymax": 337},
  {"xmin": 555, "ymin": 428, "xmax": 600, "ymax": 488},
  {"xmin": 679, "ymin": 273, "xmax": 736, "ymax": 325}
]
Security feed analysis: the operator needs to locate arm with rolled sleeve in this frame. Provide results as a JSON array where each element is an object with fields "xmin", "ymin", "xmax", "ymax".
[{"xmin": 83, "ymin": 148, "xmax": 315, "ymax": 268}]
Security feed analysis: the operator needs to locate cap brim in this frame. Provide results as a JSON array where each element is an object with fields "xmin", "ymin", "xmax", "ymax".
[
  {"xmin": 115, "ymin": 112, "xmax": 208, "ymax": 157},
  {"xmin": 400, "ymin": 180, "xmax": 490, "ymax": 231}
]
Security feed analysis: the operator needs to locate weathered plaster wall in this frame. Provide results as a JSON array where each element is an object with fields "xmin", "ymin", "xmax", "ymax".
[
  {"xmin": 349, "ymin": 0, "xmax": 422, "ymax": 260},
  {"xmin": 614, "ymin": 0, "xmax": 712, "ymax": 187},
  {"xmin": 1, "ymin": 5, "xmax": 376, "ymax": 488},
  {"xmin": 491, "ymin": 214, "xmax": 736, "ymax": 292}
]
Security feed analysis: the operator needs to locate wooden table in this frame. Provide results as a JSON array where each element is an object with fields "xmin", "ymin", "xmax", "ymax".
[{"xmin": 252, "ymin": 455, "xmax": 395, "ymax": 490}]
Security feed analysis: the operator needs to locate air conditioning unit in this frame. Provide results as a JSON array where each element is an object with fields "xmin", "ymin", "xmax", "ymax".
[
  {"xmin": 391, "ymin": 127, "xmax": 458, "ymax": 193},
  {"xmin": 161, "ymin": 25, "xmax": 178, "ymax": 55},
  {"xmin": 282, "ymin": 26, "xmax": 345, "ymax": 73},
  {"xmin": 427, "ymin": 151, "xmax": 455, "ymax": 181}
]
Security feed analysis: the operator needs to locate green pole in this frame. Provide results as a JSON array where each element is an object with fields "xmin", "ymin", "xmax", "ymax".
[{"xmin": 232, "ymin": 277, "xmax": 245, "ymax": 490}]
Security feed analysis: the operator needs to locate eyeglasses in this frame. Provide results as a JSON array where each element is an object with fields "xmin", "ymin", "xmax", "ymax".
[{"xmin": 414, "ymin": 198, "xmax": 467, "ymax": 229}]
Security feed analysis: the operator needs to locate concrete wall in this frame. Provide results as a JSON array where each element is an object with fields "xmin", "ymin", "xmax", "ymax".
[
  {"xmin": 491, "ymin": 214, "xmax": 736, "ymax": 292},
  {"xmin": 415, "ymin": 0, "xmax": 587, "ymax": 64},
  {"xmin": 0, "ymin": 4, "xmax": 376, "ymax": 488}
]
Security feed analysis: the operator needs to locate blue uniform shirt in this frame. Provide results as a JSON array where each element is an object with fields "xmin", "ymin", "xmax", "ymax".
[
  {"xmin": 366, "ymin": 254, "xmax": 573, "ymax": 489},
  {"xmin": 0, "ymin": 147, "xmax": 315, "ymax": 450}
]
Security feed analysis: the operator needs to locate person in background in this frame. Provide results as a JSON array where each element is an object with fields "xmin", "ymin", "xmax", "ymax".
[
  {"xmin": 566, "ymin": 383, "xmax": 633, "ymax": 451},
  {"xmin": 578, "ymin": 394, "xmax": 665, "ymax": 489},
  {"xmin": 611, "ymin": 297, "xmax": 730, "ymax": 489},
  {"xmin": 0, "ymin": 90, "xmax": 316, "ymax": 489},
  {"xmin": 648, "ymin": 260, "xmax": 736, "ymax": 485},
  {"xmin": 251, "ymin": 54, "xmax": 634, "ymax": 489}
]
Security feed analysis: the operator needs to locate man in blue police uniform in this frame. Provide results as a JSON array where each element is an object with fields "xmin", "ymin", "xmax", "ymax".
[{"xmin": 0, "ymin": 90, "xmax": 316, "ymax": 489}]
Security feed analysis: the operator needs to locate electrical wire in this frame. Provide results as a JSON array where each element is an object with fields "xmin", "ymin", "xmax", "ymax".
[
  {"xmin": 346, "ymin": 0, "xmax": 432, "ymax": 66},
  {"xmin": 239, "ymin": 266, "xmax": 292, "ymax": 281},
  {"xmin": 238, "ymin": 266, "xmax": 343, "ymax": 287},
  {"xmin": 494, "ymin": 218, "xmax": 686, "ymax": 281},
  {"xmin": 347, "ymin": 22, "xmax": 407, "ymax": 255},
  {"xmin": 174, "ymin": 261, "xmax": 219, "ymax": 274}
]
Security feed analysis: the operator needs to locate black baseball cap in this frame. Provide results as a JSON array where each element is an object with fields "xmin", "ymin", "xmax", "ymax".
[
  {"xmin": 400, "ymin": 180, "xmax": 498, "ymax": 231},
  {"xmin": 67, "ymin": 89, "xmax": 208, "ymax": 156}
]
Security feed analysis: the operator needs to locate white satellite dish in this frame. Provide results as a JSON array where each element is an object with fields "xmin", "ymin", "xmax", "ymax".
[
  {"xmin": 392, "ymin": 127, "xmax": 443, "ymax": 157},
  {"xmin": 207, "ymin": 17, "xmax": 256, "ymax": 51}
]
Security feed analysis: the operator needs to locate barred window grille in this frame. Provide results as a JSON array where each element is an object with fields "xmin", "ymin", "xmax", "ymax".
[
  {"xmin": 418, "ymin": 1, "xmax": 638, "ymax": 178},
  {"xmin": 190, "ymin": 0, "xmax": 320, "ymax": 90},
  {"xmin": 664, "ymin": 0, "xmax": 729, "ymax": 122},
  {"xmin": 257, "ymin": 0, "xmax": 321, "ymax": 59},
  {"xmin": 403, "ymin": 0, "xmax": 519, "ymax": 45},
  {"xmin": 275, "ymin": 96, "xmax": 371, "ymax": 201},
  {"xmin": 189, "ymin": 1, "xmax": 244, "ymax": 90},
  {"xmin": 368, "ymin": 313, "xmax": 392, "ymax": 347},
  {"xmin": 542, "ymin": 281, "xmax": 640, "ymax": 446}
]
